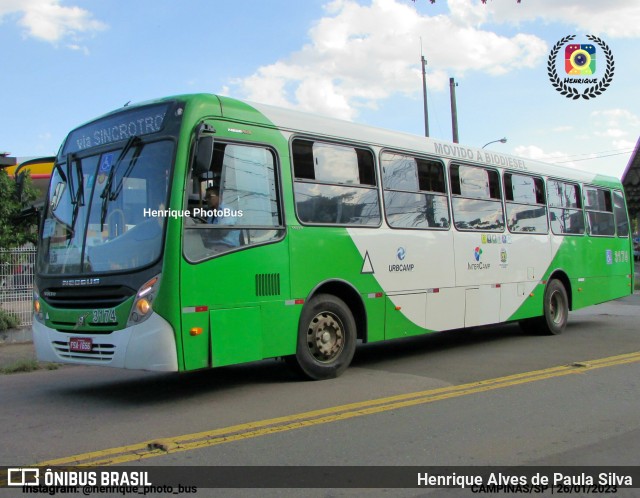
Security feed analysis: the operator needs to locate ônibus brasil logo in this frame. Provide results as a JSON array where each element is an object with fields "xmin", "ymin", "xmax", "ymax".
[{"xmin": 548, "ymin": 35, "xmax": 614, "ymax": 100}]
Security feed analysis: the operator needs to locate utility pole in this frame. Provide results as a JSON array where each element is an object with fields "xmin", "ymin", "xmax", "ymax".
[
  {"xmin": 421, "ymin": 54, "xmax": 429, "ymax": 138},
  {"xmin": 449, "ymin": 77, "xmax": 459, "ymax": 144}
]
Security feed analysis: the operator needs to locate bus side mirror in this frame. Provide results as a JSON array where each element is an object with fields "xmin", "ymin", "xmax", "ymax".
[
  {"xmin": 15, "ymin": 171, "xmax": 26, "ymax": 202},
  {"xmin": 194, "ymin": 136, "xmax": 214, "ymax": 176}
]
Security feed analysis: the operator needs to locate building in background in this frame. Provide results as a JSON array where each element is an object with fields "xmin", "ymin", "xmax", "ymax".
[{"xmin": 622, "ymin": 137, "xmax": 639, "ymax": 235}]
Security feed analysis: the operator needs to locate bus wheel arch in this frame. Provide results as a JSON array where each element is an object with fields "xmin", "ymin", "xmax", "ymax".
[
  {"xmin": 287, "ymin": 280, "xmax": 364, "ymax": 380},
  {"xmin": 521, "ymin": 272, "xmax": 570, "ymax": 335},
  {"xmin": 290, "ymin": 293, "xmax": 357, "ymax": 380},
  {"xmin": 306, "ymin": 279, "xmax": 367, "ymax": 343},
  {"xmin": 548, "ymin": 270, "xmax": 573, "ymax": 311}
]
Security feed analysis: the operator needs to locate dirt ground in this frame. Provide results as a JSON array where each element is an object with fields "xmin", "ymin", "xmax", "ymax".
[{"xmin": 0, "ymin": 341, "xmax": 37, "ymax": 371}]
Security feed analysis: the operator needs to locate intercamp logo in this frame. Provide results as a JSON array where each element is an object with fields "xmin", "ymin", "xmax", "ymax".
[{"xmin": 474, "ymin": 247, "xmax": 483, "ymax": 262}]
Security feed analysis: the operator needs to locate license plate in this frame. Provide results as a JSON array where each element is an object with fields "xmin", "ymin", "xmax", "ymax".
[{"xmin": 69, "ymin": 337, "xmax": 93, "ymax": 352}]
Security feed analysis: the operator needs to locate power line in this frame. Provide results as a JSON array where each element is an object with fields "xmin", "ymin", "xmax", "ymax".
[
  {"xmin": 541, "ymin": 146, "xmax": 633, "ymax": 161},
  {"xmin": 552, "ymin": 150, "xmax": 634, "ymax": 164}
]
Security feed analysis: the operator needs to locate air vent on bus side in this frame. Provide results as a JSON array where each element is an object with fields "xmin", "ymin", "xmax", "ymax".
[{"xmin": 255, "ymin": 273, "xmax": 281, "ymax": 297}]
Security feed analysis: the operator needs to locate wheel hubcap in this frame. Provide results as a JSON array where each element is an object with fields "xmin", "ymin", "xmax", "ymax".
[
  {"xmin": 549, "ymin": 290, "xmax": 565, "ymax": 325},
  {"xmin": 306, "ymin": 312, "xmax": 345, "ymax": 363}
]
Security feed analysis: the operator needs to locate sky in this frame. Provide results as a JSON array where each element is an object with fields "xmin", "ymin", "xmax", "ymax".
[{"xmin": 0, "ymin": 0, "xmax": 639, "ymax": 179}]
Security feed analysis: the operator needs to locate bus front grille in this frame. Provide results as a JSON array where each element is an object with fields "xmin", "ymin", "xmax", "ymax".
[
  {"xmin": 52, "ymin": 340, "xmax": 115, "ymax": 362},
  {"xmin": 42, "ymin": 286, "xmax": 135, "ymax": 309}
]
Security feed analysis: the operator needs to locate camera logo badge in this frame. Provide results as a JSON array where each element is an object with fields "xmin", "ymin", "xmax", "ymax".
[
  {"xmin": 565, "ymin": 44, "xmax": 595, "ymax": 75},
  {"xmin": 548, "ymin": 34, "xmax": 614, "ymax": 100}
]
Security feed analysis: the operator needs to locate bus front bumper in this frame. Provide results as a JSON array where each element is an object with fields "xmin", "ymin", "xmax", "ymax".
[{"xmin": 33, "ymin": 312, "xmax": 179, "ymax": 372}]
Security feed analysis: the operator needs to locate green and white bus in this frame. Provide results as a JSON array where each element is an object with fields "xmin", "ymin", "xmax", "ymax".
[{"xmin": 33, "ymin": 94, "xmax": 634, "ymax": 379}]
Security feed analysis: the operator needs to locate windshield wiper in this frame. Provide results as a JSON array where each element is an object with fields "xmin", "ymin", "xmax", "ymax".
[
  {"xmin": 66, "ymin": 153, "xmax": 77, "ymax": 206},
  {"xmin": 53, "ymin": 158, "xmax": 68, "ymax": 184},
  {"xmin": 100, "ymin": 136, "xmax": 142, "ymax": 231},
  {"xmin": 67, "ymin": 153, "xmax": 85, "ymax": 206},
  {"xmin": 110, "ymin": 142, "xmax": 143, "ymax": 201},
  {"xmin": 68, "ymin": 153, "xmax": 85, "ymax": 238}
]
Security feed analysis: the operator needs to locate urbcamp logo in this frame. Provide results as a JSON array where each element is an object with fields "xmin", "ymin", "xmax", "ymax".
[
  {"xmin": 389, "ymin": 247, "xmax": 414, "ymax": 272},
  {"xmin": 548, "ymin": 35, "xmax": 614, "ymax": 100},
  {"xmin": 474, "ymin": 246, "xmax": 483, "ymax": 261}
]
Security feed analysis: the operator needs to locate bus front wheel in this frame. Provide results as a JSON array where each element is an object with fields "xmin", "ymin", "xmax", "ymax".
[
  {"xmin": 289, "ymin": 294, "xmax": 356, "ymax": 380},
  {"xmin": 520, "ymin": 279, "xmax": 569, "ymax": 335}
]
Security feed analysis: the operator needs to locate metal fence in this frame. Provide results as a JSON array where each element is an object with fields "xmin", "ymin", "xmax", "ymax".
[{"xmin": 0, "ymin": 244, "xmax": 36, "ymax": 327}]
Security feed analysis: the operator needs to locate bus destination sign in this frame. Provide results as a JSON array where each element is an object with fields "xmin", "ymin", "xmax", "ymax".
[{"xmin": 62, "ymin": 104, "xmax": 169, "ymax": 155}]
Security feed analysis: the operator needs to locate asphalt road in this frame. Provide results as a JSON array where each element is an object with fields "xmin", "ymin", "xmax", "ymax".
[{"xmin": 1, "ymin": 293, "xmax": 639, "ymax": 497}]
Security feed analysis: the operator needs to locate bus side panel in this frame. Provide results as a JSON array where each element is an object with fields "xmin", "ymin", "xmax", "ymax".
[
  {"xmin": 260, "ymin": 300, "xmax": 300, "ymax": 357},
  {"xmin": 181, "ymin": 310, "xmax": 210, "ymax": 370},
  {"xmin": 572, "ymin": 236, "xmax": 633, "ymax": 309},
  {"xmin": 385, "ymin": 293, "xmax": 427, "ymax": 340},
  {"xmin": 504, "ymin": 282, "xmax": 545, "ymax": 322},
  {"xmin": 454, "ymin": 230, "xmax": 551, "ymax": 326},
  {"xmin": 180, "ymin": 240, "xmax": 291, "ymax": 371},
  {"xmin": 289, "ymin": 227, "xmax": 382, "ymax": 300},
  {"xmin": 507, "ymin": 232, "xmax": 632, "ymax": 321},
  {"xmin": 347, "ymin": 227, "xmax": 458, "ymax": 336},
  {"xmin": 210, "ymin": 307, "xmax": 262, "ymax": 367},
  {"xmin": 362, "ymin": 292, "xmax": 385, "ymax": 342}
]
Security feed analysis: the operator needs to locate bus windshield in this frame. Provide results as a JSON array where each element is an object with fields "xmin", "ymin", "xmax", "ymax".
[{"xmin": 37, "ymin": 105, "xmax": 179, "ymax": 276}]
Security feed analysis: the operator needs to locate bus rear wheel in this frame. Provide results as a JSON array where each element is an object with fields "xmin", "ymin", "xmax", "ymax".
[
  {"xmin": 520, "ymin": 279, "xmax": 569, "ymax": 335},
  {"xmin": 289, "ymin": 294, "xmax": 356, "ymax": 380}
]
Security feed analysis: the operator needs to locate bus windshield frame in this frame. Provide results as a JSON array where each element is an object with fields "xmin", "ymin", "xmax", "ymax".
[{"xmin": 37, "ymin": 101, "xmax": 183, "ymax": 277}]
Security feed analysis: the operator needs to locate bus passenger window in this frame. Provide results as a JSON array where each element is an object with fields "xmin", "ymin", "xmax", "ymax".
[
  {"xmin": 381, "ymin": 152, "xmax": 449, "ymax": 229},
  {"xmin": 613, "ymin": 190, "xmax": 630, "ymax": 237},
  {"xmin": 548, "ymin": 180, "xmax": 585, "ymax": 235},
  {"xmin": 584, "ymin": 186, "xmax": 615, "ymax": 237},
  {"xmin": 450, "ymin": 164, "xmax": 504, "ymax": 232},
  {"xmin": 504, "ymin": 173, "xmax": 548, "ymax": 234},
  {"xmin": 292, "ymin": 139, "xmax": 380, "ymax": 226}
]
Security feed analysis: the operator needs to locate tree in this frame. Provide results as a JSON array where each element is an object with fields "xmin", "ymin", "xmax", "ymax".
[{"xmin": 0, "ymin": 168, "xmax": 39, "ymax": 252}]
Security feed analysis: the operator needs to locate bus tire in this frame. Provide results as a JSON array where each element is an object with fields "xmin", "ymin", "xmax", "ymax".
[
  {"xmin": 520, "ymin": 279, "xmax": 568, "ymax": 335},
  {"xmin": 290, "ymin": 294, "xmax": 356, "ymax": 380}
]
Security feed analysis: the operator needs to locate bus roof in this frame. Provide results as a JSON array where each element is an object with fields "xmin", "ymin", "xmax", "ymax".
[{"xmin": 83, "ymin": 93, "xmax": 626, "ymax": 189}]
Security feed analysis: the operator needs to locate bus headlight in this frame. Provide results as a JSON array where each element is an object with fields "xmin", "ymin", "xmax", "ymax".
[
  {"xmin": 127, "ymin": 274, "xmax": 161, "ymax": 326},
  {"xmin": 33, "ymin": 286, "xmax": 44, "ymax": 323}
]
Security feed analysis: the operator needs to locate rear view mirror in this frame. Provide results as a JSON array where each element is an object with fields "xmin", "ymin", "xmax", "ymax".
[
  {"xmin": 50, "ymin": 181, "xmax": 66, "ymax": 211},
  {"xmin": 194, "ymin": 135, "xmax": 214, "ymax": 176},
  {"xmin": 193, "ymin": 119, "xmax": 215, "ymax": 177},
  {"xmin": 15, "ymin": 170, "xmax": 26, "ymax": 202}
]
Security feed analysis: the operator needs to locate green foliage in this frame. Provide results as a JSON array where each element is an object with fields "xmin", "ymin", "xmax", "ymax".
[
  {"xmin": 0, "ymin": 168, "xmax": 39, "ymax": 253},
  {"xmin": 0, "ymin": 308, "xmax": 20, "ymax": 331},
  {"xmin": 0, "ymin": 358, "xmax": 40, "ymax": 374}
]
